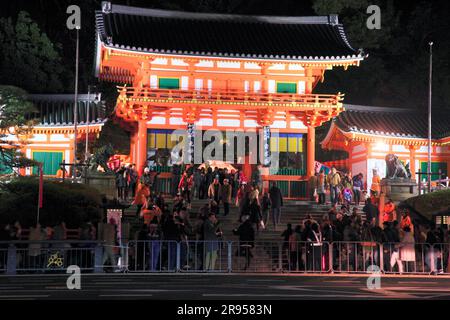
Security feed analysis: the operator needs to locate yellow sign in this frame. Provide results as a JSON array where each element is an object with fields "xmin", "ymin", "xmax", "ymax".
[{"xmin": 47, "ymin": 252, "xmax": 64, "ymax": 268}]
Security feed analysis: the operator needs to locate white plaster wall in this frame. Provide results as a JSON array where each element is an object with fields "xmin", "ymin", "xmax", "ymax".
[
  {"xmin": 217, "ymin": 119, "xmax": 240, "ymax": 127},
  {"xmin": 195, "ymin": 79, "xmax": 203, "ymax": 91},
  {"xmin": 30, "ymin": 134, "xmax": 47, "ymax": 142},
  {"xmin": 367, "ymin": 158, "xmax": 386, "ymax": 191},
  {"xmin": 181, "ymin": 76, "xmax": 189, "ymax": 90},
  {"xmin": 196, "ymin": 61, "xmax": 214, "ymax": 67},
  {"xmin": 244, "ymin": 62, "xmax": 260, "ymax": 70},
  {"xmin": 150, "ymin": 75, "xmax": 158, "ymax": 88},
  {"xmin": 217, "ymin": 61, "xmax": 240, "ymax": 68},
  {"xmin": 352, "ymin": 160, "xmax": 367, "ymax": 186},
  {"xmin": 244, "ymin": 119, "xmax": 258, "ymax": 128},
  {"xmin": 268, "ymin": 80, "xmax": 276, "ymax": 93},
  {"xmin": 297, "ymin": 81, "xmax": 305, "ymax": 94},
  {"xmin": 152, "ymin": 58, "xmax": 168, "ymax": 65},
  {"xmin": 148, "ymin": 117, "xmax": 166, "ymax": 125},
  {"xmin": 171, "ymin": 59, "xmax": 188, "ymax": 66},
  {"xmin": 392, "ymin": 145, "xmax": 409, "ymax": 152},
  {"xmin": 352, "ymin": 144, "xmax": 366, "ymax": 154},
  {"xmin": 253, "ymin": 81, "xmax": 261, "ymax": 92},
  {"xmin": 50, "ymin": 134, "xmax": 70, "ymax": 142}
]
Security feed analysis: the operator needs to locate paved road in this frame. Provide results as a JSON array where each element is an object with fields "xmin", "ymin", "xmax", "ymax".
[{"xmin": 1, "ymin": 274, "xmax": 450, "ymax": 300}]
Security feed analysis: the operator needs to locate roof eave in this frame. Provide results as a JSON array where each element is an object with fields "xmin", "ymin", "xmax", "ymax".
[{"xmin": 100, "ymin": 42, "xmax": 364, "ymax": 64}]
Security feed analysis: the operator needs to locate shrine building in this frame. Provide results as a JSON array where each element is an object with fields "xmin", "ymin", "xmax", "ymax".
[
  {"xmin": 0, "ymin": 94, "xmax": 106, "ymax": 176},
  {"xmin": 321, "ymin": 104, "xmax": 450, "ymax": 191},
  {"xmin": 94, "ymin": 2, "xmax": 364, "ymax": 198}
]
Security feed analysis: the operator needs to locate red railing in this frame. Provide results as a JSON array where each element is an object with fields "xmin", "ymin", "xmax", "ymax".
[{"xmin": 117, "ymin": 87, "xmax": 343, "ymax": 108}]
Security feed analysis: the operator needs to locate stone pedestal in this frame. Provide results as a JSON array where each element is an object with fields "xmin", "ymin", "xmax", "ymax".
[
  {"xmin": 84, "ymin": 172, "xmax": 116, "ymax": 199},
  {"xmin": 380, "ymin": 178, "xmax": 418, "ymax": 202}
]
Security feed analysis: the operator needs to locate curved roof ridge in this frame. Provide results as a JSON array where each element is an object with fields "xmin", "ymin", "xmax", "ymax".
[
  {"xmin": 105, "ymin": 3, "xmax": 335, "ymax": 25},
  {"xmin": 344, "ymin": 104, "xmax": 412, "ymax": 113},
  {"xmin": 95, "ymin": 2, "xmax": 363, "ymax": 61}
]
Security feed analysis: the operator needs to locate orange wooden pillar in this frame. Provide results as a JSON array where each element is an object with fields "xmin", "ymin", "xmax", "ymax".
[
  {"xmin": 409, "ymin": 145, "xmax": 417, "ymax": 180},
  {"xmin": 243, "ymin": 155, "xmax": 252, "ymax": 183},
  {"xmin": 136, "ymin": 120, "xmax": 147, "ymax": 175},
  {"xmin": 306, "ymin": 125, "xmax": 315, "ymax": 178}
]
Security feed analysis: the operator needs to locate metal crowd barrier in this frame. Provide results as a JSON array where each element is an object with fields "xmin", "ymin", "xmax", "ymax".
[{"xmin": 2, "ymin": 240, "xmax": 450, "ymax": 275}]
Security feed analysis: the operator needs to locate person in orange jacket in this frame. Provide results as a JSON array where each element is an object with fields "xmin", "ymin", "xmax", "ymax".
[
  {"xmin": 141, "ymin": 199, "xmax": 162, "ymax": 225},
  {"xmin": 133, "ymin": 183, "xmax": 150, "ymax": 217},
  {"xmin": 383, "ymin": 199, "xmax": 397, "ymax": 223},
  {"xmin": 400, "ymin": 209, "xmax": 413, "ymax": 231}
]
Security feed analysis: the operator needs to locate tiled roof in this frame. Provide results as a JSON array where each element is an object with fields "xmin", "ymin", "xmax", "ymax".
[
  {"xmin": 335, "ymin": 104, "xmax": 450, "ymax": 140},
  {"xmin": 28, "ymin": 94, "xmax": 107, "ymax": 127},
  {"xmin": 95, "ymin": 2, "xmax": 364, "ymax": 61}
]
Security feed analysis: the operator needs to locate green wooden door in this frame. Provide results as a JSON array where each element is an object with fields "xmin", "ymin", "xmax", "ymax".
[
  {"xmin": 0, "ymin": 153, "xmax": 13, "ymax": 174},
  {"xmin": 158, "ymin": 78, "xmax": 180, "ymax": 89},
  {"xmin": 32, "ymin": 151, "xmax": 63, "ymax": 175},
  {"xmin": 276, "ymin": 82, "xmax": 297, "ymax": 93},
  {"xmin": 420, "ymin": 162, "xmax": 447, "ymax": 180}
]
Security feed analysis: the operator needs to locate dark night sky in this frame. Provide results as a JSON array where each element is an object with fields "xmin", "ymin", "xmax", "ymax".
[{"xmin": 0, "ymin": 0, "xmax": 449, "ymax": 111}]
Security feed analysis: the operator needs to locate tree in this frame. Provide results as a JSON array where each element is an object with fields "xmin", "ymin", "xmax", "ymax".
[
  {"xmin": 0, "ymin": 86, "xmax": 37, "ymax": 174},
  {"xmin": 0, "ymin": 11, "xmax": 68, "ymax": 93},
  {"xmin": 0, "ymin": 177, "xmax": 102, "ymax": 227}
]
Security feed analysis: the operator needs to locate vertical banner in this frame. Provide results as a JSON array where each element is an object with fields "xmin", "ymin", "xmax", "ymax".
[
  {"xmin": 186, "ymin": 123, "xmax": 195, "ymax": 164},
  {"xmin": 262, "ymin": 126, "xmax": 271, "ymax": 167},
  {"xmin": 107, "ymin": 209, "xmax": 123, "ymax": 241},
  {"xmin": 38, "ymin": 163, "xmax": 44, "ymax": 208}
]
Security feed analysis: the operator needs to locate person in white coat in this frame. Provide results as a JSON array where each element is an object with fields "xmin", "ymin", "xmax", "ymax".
[{"xmin": 400, "ymin": 226, "xmax": 416, "ymax": 273}]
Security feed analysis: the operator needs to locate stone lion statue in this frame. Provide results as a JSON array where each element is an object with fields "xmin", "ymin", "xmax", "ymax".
[
  {"xmin": 89, "ymin": 143, "xmax": 115, "ymax": 173},
  {"xmin": 385, "ymin": 154, "xmax": 411, "ymax": 179}
]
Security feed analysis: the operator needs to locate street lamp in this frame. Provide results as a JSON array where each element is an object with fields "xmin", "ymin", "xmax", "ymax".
[
  {"xmin": 72, "ymin": 25, "xmax": 80, "ymax": 178},
  {"xmin": 427, "ymin": 42, "xmax": 433, "ymax": 193}
]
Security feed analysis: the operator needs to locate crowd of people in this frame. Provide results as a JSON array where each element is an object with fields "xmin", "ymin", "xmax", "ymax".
[
  {"xmin": 124, "ymin": 163, "xmax": 285, "ymax": 271},
  {"xmin": 309, "ymin": 167, "xmax": 366, "ymax": 206},
  {"xmin": 2, "ymin": 163, "xmax": 449, "ymax": 274},
  {"xmin": 278, "ymin": 205, "xmax": 450, "ymax": 274}
]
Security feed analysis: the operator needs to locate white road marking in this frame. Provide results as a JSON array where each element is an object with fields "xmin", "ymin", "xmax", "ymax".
[
  {"xmin": 99, "ymin": 294, "xmax": 153, "ymax": 297},
  {"xmin": 0, "ymin": 295, "xmax": 49, "ymax": 298}
]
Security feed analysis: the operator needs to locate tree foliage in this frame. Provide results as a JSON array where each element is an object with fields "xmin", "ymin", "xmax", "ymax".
[
  {"xmin": 0, "ymin": 11, "xmax": 68, "ymax": 93},
  {"xmin": 0, "ymin": 85, "xmax": 37, "ymax": 172},
  {"xmin": 312, "ymin": 0, "xmax": 450, "ymax": 110},
  {"xmin": 0, "ymin": 177, "xmax": 102, "ymax": 228}
]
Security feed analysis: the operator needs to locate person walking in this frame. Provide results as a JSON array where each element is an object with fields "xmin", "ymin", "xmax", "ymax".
[
  {"xmin": 352, "ymin": 173, "xmax": 364, "ymax": 205},
  {"xmin": 400, "ymin": 226, "xmax": 415, "ymax": 273},
  {"xmin": 171, "ymin": 164, "xmax": 182, "ymax": 197},
  {"xmin": 327, "ymin": 167, "xmax": 341, "ymax": 206},
  {"xmin": 193, "ymin": 168, "xmax": 203, "ymax": 199},
  {"xmin": 133, "ymin": 182, "xmax": 150, "ymax": 217},
  {"xmin": 208, "ymin": 178, "xmax": 222, "ymax": 215},
  {"xmin": 127, "ymin": 164, "xmax": 138, "ymax": 200},
  {"xmin": 288, "ymin": 225, "xmax": 302, "ymax": 271},
  {"xmin": 363, "ymin": 198, "xmax": 379, "ymax": 226},
  {"xmin": 269, "ymin": 182, "xmax": 283, "ymax": 230},
  {"xmin": 261, "ymin": 192, "xmax": 271, "ymax": 227},
  {"xmin": 100, "ymin": 218, "xmax": 118, "ymax": 272},
  {"xmin": 115, "ymin": 165, "xmax": 127, "ymax": 201},
  {"xmin": 220, "ymin": 179, "xmax": 232, "ymax": 216},
  {"xmin": 178, "ymin": 172, "xmax": 193, "ymax": 209},
  {"xmin": 28, "ymin": 223, "xmax": 45, "ymax": 270},
  {"xmin": 233, "ymin": 215, "xmax": 255, "ymax": 271},
  {"xmin": 281, "ymin": 223, "xmax": 293, "ymax": 269},
  {"xmin": 306, "ymin": 223, "xmax": 323, "ymax": 272},
  {"xmin": 203, "ymin": 213, "xmax": 222, "ymax": 271},
  {"xmin": 148, "ymin": 222, "xmax": 162, "ymax": 271},
  {"xmin": 317, "ymin": 170, "xmax": 326, "ymax": 205}
]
